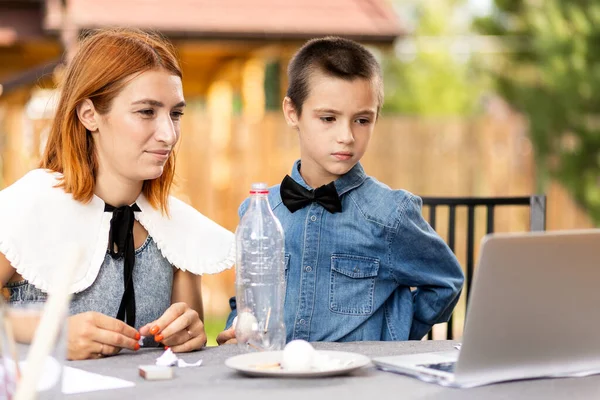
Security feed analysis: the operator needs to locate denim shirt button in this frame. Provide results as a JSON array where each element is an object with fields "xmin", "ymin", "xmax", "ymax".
[
  {"xmin": 305, "ymin": 266, "xmax": 312, "ymax": 272},
  {"xmin": 310, "ymin": 215, "xmax": 317, "ymax": 222},
  {"xmin": 298, "ymin": 319, "xmax": 305, "ymax": 325}
]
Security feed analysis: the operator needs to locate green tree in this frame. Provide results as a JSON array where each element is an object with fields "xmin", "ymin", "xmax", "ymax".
[
  {"xmin": 474, "ymin": 0, "xmax": 600, "ymax": 224},
  {"xmin": 383, "ymin": 0, "xmax": 485, "ymax": 116}
]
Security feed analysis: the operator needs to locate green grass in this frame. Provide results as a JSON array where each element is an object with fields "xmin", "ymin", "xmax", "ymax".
[{"xmin": 204, "ymin": 315, "xmax": 228, "ymax": 347}]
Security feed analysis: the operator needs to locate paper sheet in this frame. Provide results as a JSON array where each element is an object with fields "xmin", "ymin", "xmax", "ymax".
[
  {"xmin": 3, "ymin": 358, "xmax": 135, "ymax": 395},
  {"xmin": 62, "ymin": 366, "xmax": 135, "ymax": 394}
]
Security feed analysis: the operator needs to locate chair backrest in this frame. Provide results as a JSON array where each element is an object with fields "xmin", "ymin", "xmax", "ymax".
[{"xmin": 420, "ymin": 195, "xmax": 547, "ymax": 340}]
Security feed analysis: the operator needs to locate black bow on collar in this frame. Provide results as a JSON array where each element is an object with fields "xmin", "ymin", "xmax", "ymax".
[
  {"xmin": 105, "ymin": 203, "xmax": 141, "ymax": 327},
  {"xmin": 280, "ymin": 175, "xmax": 342, "ymax": 214}
]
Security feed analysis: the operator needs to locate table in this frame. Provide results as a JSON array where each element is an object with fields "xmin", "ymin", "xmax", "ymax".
[{"xmin": 65, "ymin": 341, "xmax": 600, "ymax": 399}]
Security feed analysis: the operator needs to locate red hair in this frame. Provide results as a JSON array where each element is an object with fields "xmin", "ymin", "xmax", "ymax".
[{"xmin": 41, "ymin": 28, "xmax": 182, "ymax": 213}]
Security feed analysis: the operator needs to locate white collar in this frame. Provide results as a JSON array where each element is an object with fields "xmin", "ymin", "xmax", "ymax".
[{"xmin": 0, "ymin": 169, "xmax": 234, "ymax": 293}]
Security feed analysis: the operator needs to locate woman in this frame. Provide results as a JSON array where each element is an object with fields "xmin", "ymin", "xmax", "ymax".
[{"xmin": 0, "ymin": 28, "xmax": 234, "ymax": 360}]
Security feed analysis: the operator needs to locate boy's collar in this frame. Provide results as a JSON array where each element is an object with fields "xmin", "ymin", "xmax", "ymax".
[{"xmin": 290, "ymin": 160, "xmax": 367, "ymax": 197}]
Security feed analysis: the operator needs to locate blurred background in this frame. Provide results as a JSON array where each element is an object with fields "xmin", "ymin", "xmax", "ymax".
[{"xmin": 0, "ymin": 0, "xmax": 597, "ymax": 344}]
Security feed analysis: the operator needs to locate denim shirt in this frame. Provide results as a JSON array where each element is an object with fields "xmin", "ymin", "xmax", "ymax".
[{"xmin": 227, "ymin": 161, "xmax": 464, "ymax": 341}]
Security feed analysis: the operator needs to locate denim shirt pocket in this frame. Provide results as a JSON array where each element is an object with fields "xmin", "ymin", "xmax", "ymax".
[{"xmin": 329, "ymin": 254, "xmax": 380, "ymax": 315}]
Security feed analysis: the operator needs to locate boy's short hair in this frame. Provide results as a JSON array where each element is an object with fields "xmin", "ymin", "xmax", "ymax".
[{"xmin": 286, "ymin": 36, "xmax": 383, "ymax": 117}]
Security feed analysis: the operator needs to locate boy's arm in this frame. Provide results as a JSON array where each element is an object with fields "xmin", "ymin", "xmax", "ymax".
[
  {"xmin": 225, "ymin": 296, "xmax": 237, "ymax": 328},
  {"xmin": 391, "ymin": 194, "xmax": 464, "ymax": 340}
]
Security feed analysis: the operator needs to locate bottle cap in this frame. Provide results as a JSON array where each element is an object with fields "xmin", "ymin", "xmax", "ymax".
[{"xmin": 250, "ymin": 183, "xmax": 269, "ymax": 195}]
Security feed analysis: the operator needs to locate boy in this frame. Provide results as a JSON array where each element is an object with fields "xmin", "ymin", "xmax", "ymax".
[{"xmin": 218, "ymin": 37, "xmax": 463, "ymax": 344}]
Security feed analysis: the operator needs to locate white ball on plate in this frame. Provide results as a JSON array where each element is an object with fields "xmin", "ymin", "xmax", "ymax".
[{"xmin": 281, "ymin": 339, "xmax": 316, "ymax": 372}]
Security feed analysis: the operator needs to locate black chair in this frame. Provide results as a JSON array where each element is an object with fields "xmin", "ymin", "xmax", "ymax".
[{"xmin": 420, "ymin": 195, "xmax": 547, "ymax": 340}]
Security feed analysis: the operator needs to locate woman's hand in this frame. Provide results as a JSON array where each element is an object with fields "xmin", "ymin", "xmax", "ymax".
[
  {"xmin": 67, "ymin": 312, "xmax": 140, "ymax": 360},
  {"xmin": 140, "ymin": 302, "xmax": 207, "ymax": 352}
]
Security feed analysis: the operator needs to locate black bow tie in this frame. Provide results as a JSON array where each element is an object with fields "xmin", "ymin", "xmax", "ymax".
[
  {"xmin": 280, "ymin": 175, "xmax": 342, "ymax": 213},
  {"xmin": 105, "ymin": 203, "xmax": 141, "ymax": 327}
]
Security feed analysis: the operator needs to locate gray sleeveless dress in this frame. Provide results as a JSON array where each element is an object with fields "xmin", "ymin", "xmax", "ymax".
[{"xmin": 6, "ymin": 235, "xmax": 173, "ymax": 338}]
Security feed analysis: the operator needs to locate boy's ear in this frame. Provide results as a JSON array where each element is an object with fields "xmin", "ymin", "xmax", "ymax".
[
  {"xmin": 76, "ymin": 99, "xmax": 99, "ymax": 132},
  {"xmin": 282, "ymin": 97, "xmax": 299, "ymax": 129}
]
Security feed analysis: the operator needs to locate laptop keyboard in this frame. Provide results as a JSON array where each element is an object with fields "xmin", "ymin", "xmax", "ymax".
[{"xmin": 417, "ymin": 361, "xmax": 456, "ymax": 373}]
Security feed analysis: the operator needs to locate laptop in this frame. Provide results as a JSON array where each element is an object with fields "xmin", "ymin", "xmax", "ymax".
[{"xmin": 372, "ymin": 229, "xmax": 600, "ymax": 388}]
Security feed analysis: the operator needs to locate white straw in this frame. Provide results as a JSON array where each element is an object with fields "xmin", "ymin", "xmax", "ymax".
[{"xmin": 14, "ymin": 244, "xmax": 83, "ymax": 400}]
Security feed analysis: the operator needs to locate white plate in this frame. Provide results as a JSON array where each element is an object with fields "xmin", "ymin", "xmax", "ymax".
[{"xmin": 225, "ymin": 350, "xmax": 371, "ymax": 378}]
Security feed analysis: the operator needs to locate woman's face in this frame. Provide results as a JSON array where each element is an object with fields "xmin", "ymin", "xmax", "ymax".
[{"xmin": 87, "ymin": 69, "xmax": 185, "ymax": 184}]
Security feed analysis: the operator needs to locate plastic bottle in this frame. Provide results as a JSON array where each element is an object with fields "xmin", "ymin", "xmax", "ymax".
[{"xmin": 235, "ymin": 183, "xmax": 286, "ymax": 351}]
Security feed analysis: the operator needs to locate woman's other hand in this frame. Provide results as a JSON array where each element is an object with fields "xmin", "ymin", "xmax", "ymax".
[{"xmin": 140, "ymin": 302, "xmax": 206, "ymax": 352}]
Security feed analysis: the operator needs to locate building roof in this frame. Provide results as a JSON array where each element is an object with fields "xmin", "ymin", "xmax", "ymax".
[
  {"xmin": 0, "ymin": 0, "xmax": 404, "ymax": 95},
  {"xmin": 44, "ymin": 0, "xmax": 403, "ymax": 43},
  {"xmin": 0, "ymin": 2, "xmax": 46, "ymax": 45}
]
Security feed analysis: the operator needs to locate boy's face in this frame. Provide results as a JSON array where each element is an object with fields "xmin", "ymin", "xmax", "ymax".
[{"xmin": 283, "ymin": 70, "xmax": 378, "ymax": 188}]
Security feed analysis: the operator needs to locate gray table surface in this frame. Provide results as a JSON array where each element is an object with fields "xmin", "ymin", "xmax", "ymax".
[{"xmin": 63, "ymin": 341, "xmax": 600, "ymax": 400}]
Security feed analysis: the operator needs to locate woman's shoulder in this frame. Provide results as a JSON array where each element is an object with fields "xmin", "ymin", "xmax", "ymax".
[
  {"xmin": 135, "ymin": 195, "xmax": 235, "ymax": 276},
  {"xmin": 0, "ymin": 169, "xmax": 60, "ymax": 199},
  {"xmin": 0, "ymin": 168, "xmax": 103, "ymax": 218},
  {"xmin": 0, "ymin": 168, "xmax": 109, "ymax": 294}
]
